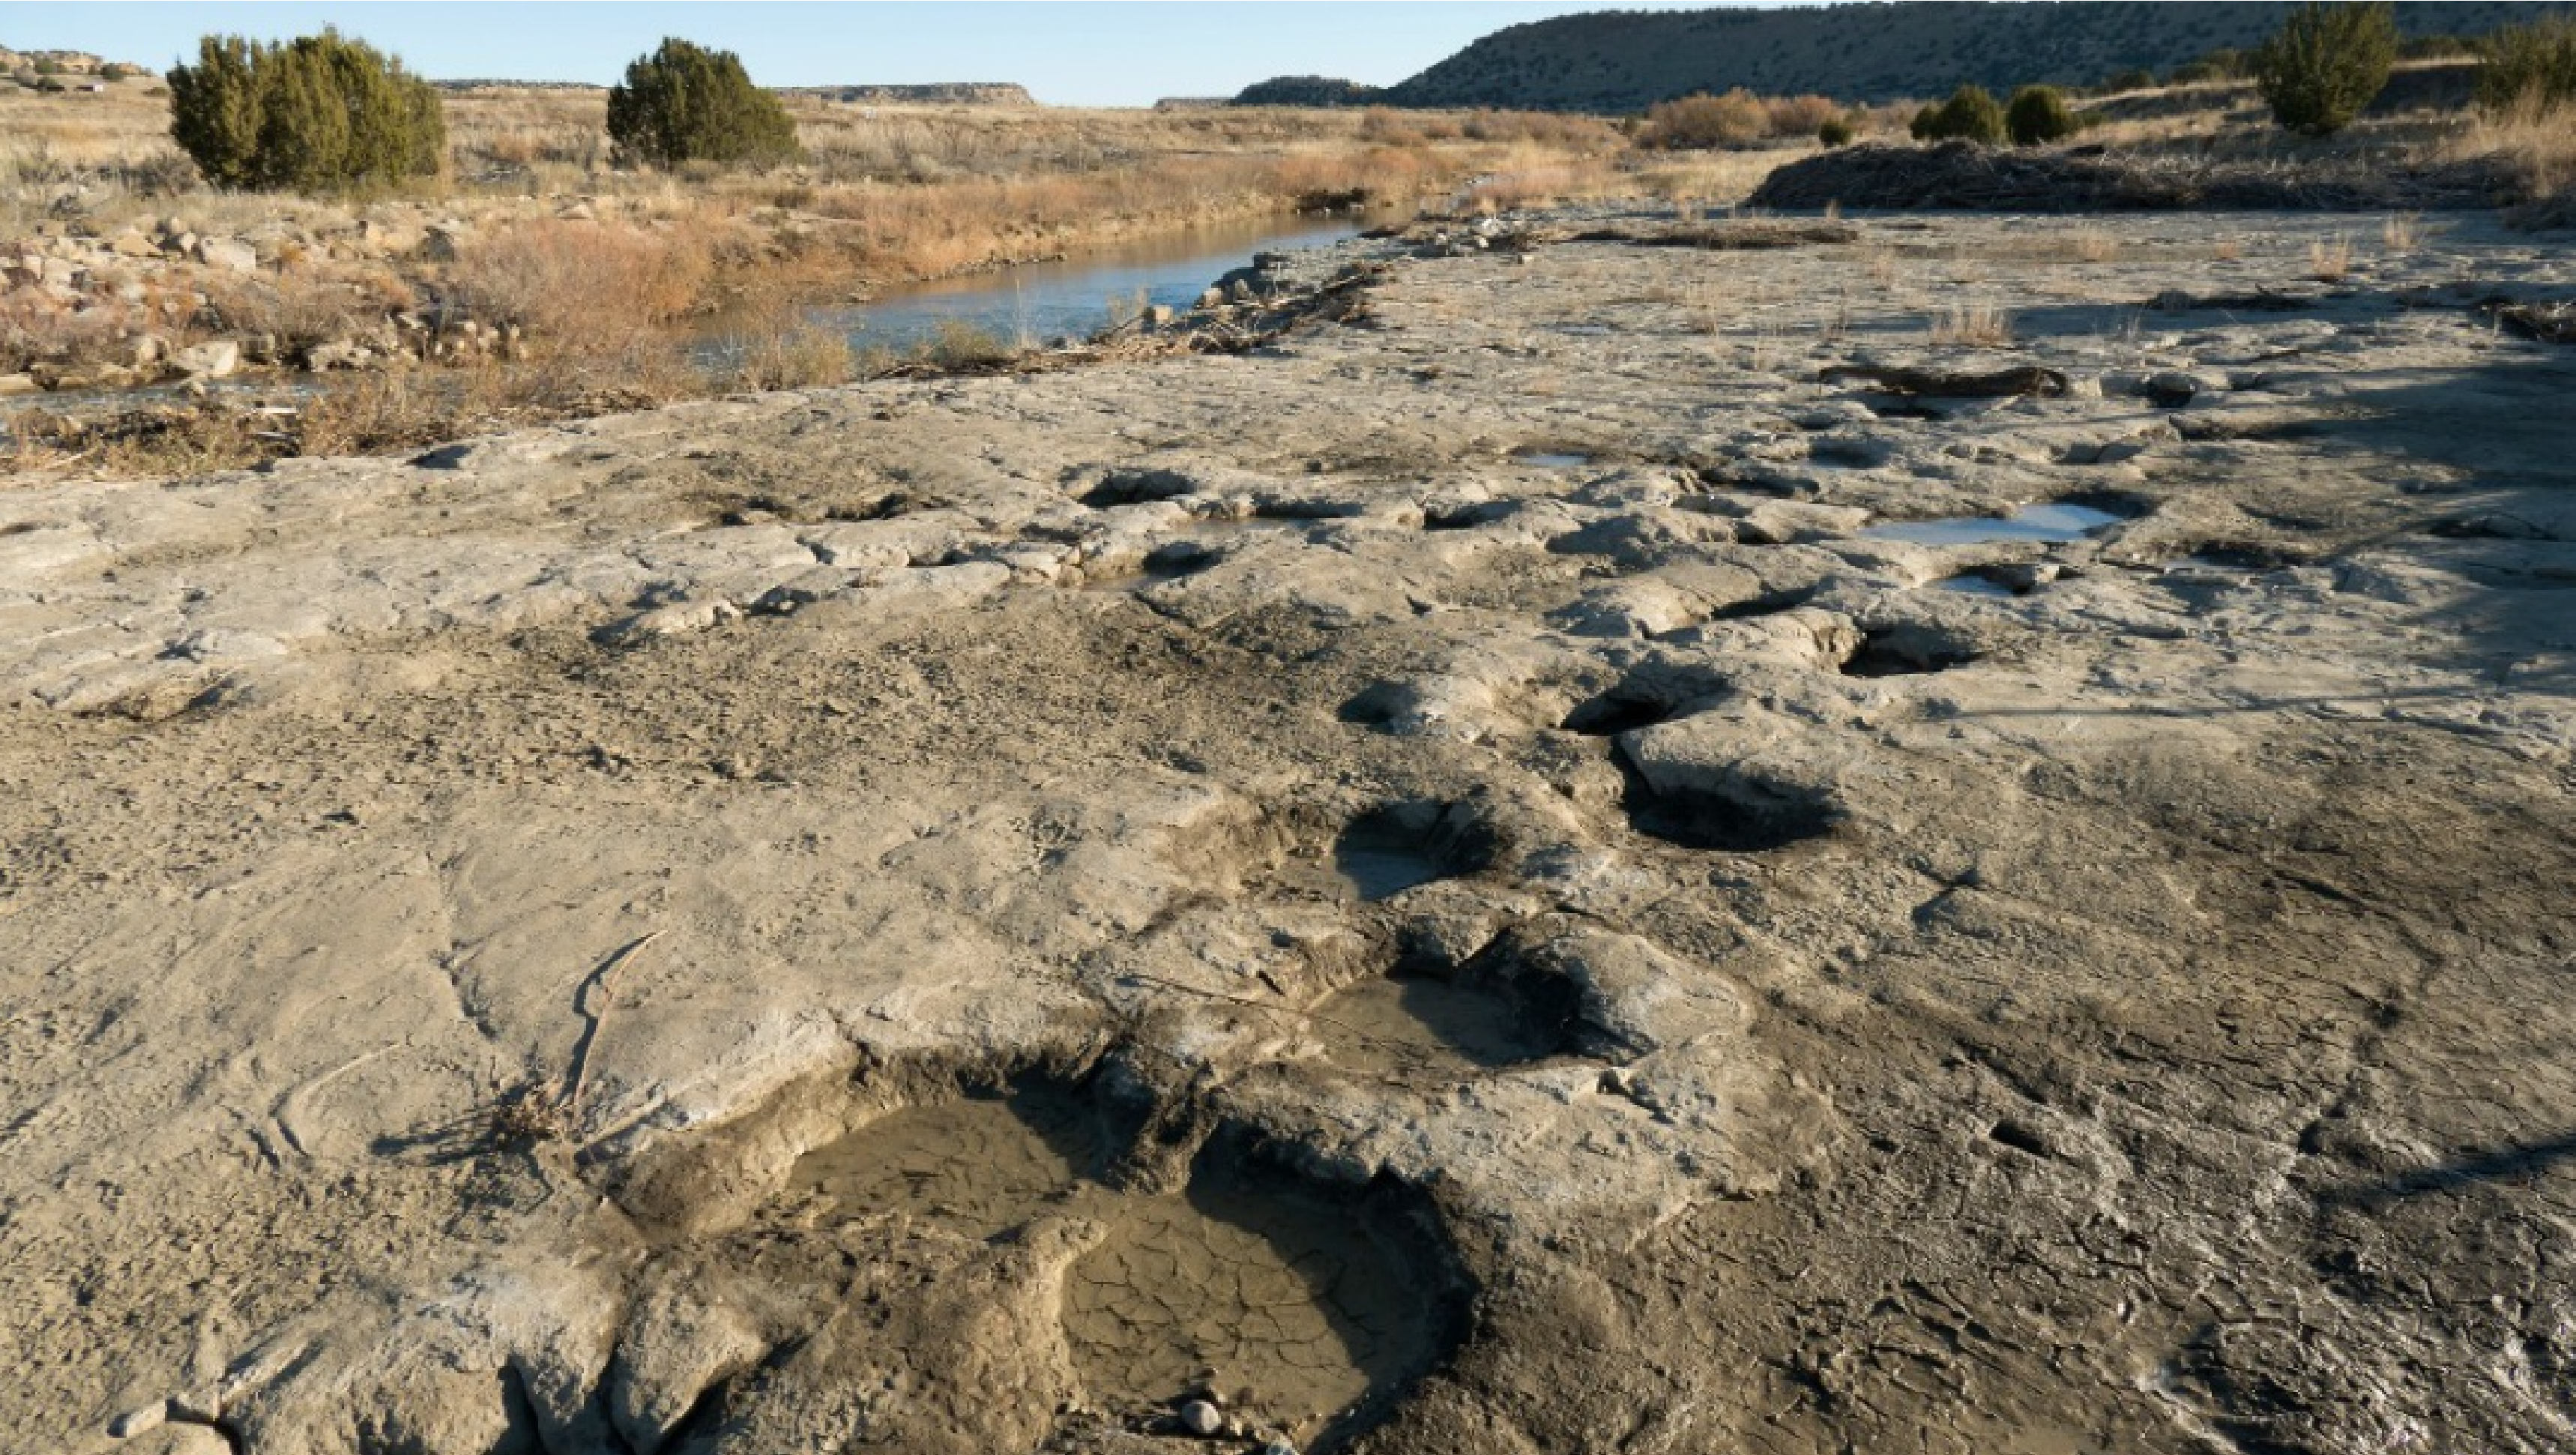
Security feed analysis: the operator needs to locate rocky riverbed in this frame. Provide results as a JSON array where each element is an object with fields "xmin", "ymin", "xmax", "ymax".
[{"xmin": 5, "ymin": 205, "xmax": 2575, "ymax": 1455}]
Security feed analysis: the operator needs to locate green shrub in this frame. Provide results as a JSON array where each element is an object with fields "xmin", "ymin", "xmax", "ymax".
[
  {"xmin": 1916, "ymin": 85, "xmax": 2006, "ymax": 145},
  {"xmin": 2400, "ymin": 34, "xmax": 2473, "ymax": 61},
  {"xmin": 606, "ymin": 38, "xmax": 800, "ymax": 169},
  {"xmin": 2476, "ymin": 17, "xmax": 2576, "ymax": 113},
  {"xmin": 2006, "ymin": 85, "xmax": 2078, "ymax": 145},
  {"xmin": 1818, "ymin": 115, "xmax": 1855, "ymax": 148},
  {"xmin": 1907, "ymin": 103, "xmax": 1939, "ymax": 140},
  {"xmin": 166, "ymin": 30, "xmax": 443, "ymax": 191},
  {"xmin": 2252, "ymin": 1, "xmax": 2397, "ymax": 136},
  {"xmin": 2102, "ymin": 67, "xmax": 2157, "ymax": 92}
]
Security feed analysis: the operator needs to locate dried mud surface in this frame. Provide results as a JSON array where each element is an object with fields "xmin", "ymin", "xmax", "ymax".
[{"xmin": 6, "ymin": 208, "xmax": 2576, "ymax": 1455}]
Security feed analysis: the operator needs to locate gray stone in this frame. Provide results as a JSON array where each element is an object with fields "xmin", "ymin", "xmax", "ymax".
[
  {"xmin": 194, "ymin": 237, "xmax": 258, "ymax": 273},
  {"xmin": 108, "ymin": 1400, "xmax": 167, "ymax": 1438},
  {"xmin": 1177, "ymin": 1399, "xmax": 1222, "ymax": 1436},
  {"xmin": 302, "ymin": 339, "xmax": 371, "ymax": 372},
  {"xmin": 169, "ymin": 340, "xmax": 241, "ymax": 379},
  {"xmin": 167, "ymin": 1384, "xmax": 222, "ymax": 1424}
]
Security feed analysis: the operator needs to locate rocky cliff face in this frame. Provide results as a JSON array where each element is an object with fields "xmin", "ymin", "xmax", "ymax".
[
  {"xmin": 0, "ymin": 44, "xmax": 121, "ymax": 76},
  {"xmin": 788, "ymin": 82, "xmax": 1039, "ymax": 106},
  {"xmin": 1383, "ymin": 0, "xmax": 2576, "ymax": 109}
]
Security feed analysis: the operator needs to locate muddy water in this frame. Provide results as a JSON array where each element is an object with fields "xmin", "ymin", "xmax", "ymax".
[
  {"xmin": 784, "ymin": 1084, "xmax": 1437, "ymax": 1436},
  {"xmin": 787, "ymin": 1085, "xmax": 1104, "ymax": 1238},
  {"xmin": 1317, "ymin": 973, "xmax": 1559, "ymax": 1079}
]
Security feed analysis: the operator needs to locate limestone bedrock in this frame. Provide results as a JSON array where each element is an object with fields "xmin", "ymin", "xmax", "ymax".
[{"xmin": 6, "ymin": 208, "xmax": 2575, "ymax": 1455}]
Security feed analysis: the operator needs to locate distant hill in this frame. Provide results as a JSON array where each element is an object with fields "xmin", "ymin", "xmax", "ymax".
[
  {"xmin": 1234, "ymin": 76, "xmax": 1387, "ymax": 107},
  {"xmin": 780, "ymin": 83, "xmax": 1037, "ymax": 107},
  {"xmin": 1381, "ymin": 1, "xmax": 2576, "ymax": 110},
  {"xmin": 430, "ymin": 79, "xmax": 603, "ymax": 92}
]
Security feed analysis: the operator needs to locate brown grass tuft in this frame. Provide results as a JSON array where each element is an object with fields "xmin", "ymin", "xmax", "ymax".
[
  {"xmin": 1929, "ymin": 302, "xmax": 2013, "ymax": 348},
  {"xmin": 447, "ymin": 220, "xmax": 720, "ymax": 355},
  {"xmin": 2307, "ymin": 234, "xmax": 2353, "ymax": 282}
]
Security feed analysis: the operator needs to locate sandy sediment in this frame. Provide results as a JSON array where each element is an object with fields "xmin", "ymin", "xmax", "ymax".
[{"xmin": 4, "ymin": 206, "xmax": 2575, "ymax": 1454}]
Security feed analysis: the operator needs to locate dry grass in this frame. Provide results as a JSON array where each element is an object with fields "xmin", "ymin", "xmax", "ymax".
[
  {"xmin": 446, "ymin": 219, "xmax": 720, "ymax": 355},
  {"xmin": 709, "ymin": 317, "xmax": 854, "ymax": 392},
  {"xmin": 1637, "ymin": 89, "xmax": 1842, "ymax": 150},
  {"xmin": 2381, "ymin": 212, "xmax": 2422, "ymax": 253},
  {"xmin": 2065, "ymin": 227, "xmax": 2120, "ymax": 262},
  {"xmin": 0, "ymin": 76, "xmax": 1829, "ymax": 477},
  {"xmin": 2307, "ymin": 234, "xmax": 2353, "ymax": 282},
  {"xmin": 2437, "ymin": 94, "xmax": 2576, "ymax": 197},
  {"xmin": 1929, "ymin": 302, "xmax": 2013, "ymax": 348}
]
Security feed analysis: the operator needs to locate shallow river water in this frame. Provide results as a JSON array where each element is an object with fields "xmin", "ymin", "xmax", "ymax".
[{"xmin": 782, "ymin": 211, "xmax": 1370, "ymax": 353}]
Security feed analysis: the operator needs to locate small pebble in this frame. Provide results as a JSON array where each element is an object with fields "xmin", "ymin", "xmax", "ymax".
[
  {"xmin": 1177, "ymin": 1398, "xmax": 1222, "ymax": 1436},
  {"xmin": 108, "ymin": 1400, "xmax": 168, "ymax": 1438}
]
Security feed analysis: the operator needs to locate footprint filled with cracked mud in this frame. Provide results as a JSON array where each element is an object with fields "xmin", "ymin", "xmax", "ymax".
[
  {"xmin": 1063, "ymin": 1169, "xmax": 1429, "ymax": 1436},
  {"xmin": 785, "ymin": 1083, "xmax": 1438, "ymax": 1440}
]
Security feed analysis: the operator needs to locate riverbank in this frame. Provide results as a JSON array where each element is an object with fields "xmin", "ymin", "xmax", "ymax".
[
  {"xmin": 0, "ymin": 86, "xmax": 1632, "ymax": 392},
  {"xmin": 0, "ymin": 85, "xmax": 1686, "ymax": 475}
]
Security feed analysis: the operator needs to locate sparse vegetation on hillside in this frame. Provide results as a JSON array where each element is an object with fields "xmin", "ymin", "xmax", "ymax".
[
  {"xmin": 166, "ymin": 29, "xmax": 444, "ymax": 191},
  {"xmin": 1379, "ymin": 1, "xmax": 2571, "ymax": 110},
  {"xmin": 2254, "ymin": 1, "xmax": 2400, "ymax": 135},
  {"xmin": 606, "ymin": 37, "xmax": 800, "ymax": 169},
  {"xmin": 2477, "ymin": 16, "xmax": 2576, "ymax": 109},
  {"xmin": 1912, "ymin": 85, "xmax": 2008, "ymax": 145},
  {"xmin": 1234, "ymin": 76, "xmax": 1386, "ymax": 108},
  {"xmin": 2006, "ymin": 85, "xmax": 2081, "ymax": 145}
]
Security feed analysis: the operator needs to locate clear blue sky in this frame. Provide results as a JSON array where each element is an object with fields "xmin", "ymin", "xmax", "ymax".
[{"xmin": 0, "ymin": 2, "xmax": 1746, "ymax": 106}]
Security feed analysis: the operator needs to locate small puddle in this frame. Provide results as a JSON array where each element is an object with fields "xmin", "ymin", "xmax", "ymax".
[
  {"xmin": 1515, "ymin": 451, "xmax": 1593, "ymax": 469},
  {"xmin": 1931, "ymin": 572, "xmax": 2019, "ymax": 598},
  {"xmin": 1333, "ymin": 840, "xmax": 1447, "ymax": 902},
  {"xmin": 1862, "ymin": 501, "xmax": 2126, "ymax": 546},
  {"xmin": 783, "ymin": 1082, "xmax": 1447, "ymax": 1442},
  {"xmin": 786, "ymin": 1083, "xmax": 1105, "ymax": 1238},
  {"xmin": 1180, "ymin": 512, "xmax": 1301, "ymax": 537},
  {"xmin": 1316, "ymin": 973, "xmax": 1564, "ymax": 1079},
  {"xmin": 1330, "ymin": 801, "xmax": 1498, "ymax": 903}
]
